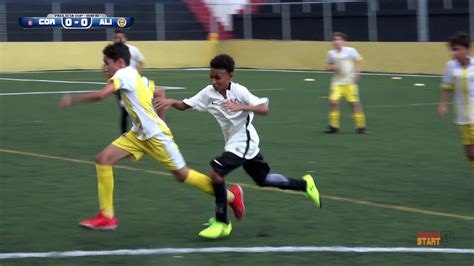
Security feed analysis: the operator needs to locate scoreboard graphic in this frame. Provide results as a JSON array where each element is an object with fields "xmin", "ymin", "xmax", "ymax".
[{"xmin": 19, "ymin": 14, "xmax": 133, "ymax": 29}]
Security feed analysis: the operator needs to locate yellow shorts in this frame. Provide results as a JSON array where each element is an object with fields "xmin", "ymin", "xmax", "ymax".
[
  {"xmin": 329, "ymin": 84, "xmax": 360, "ymax": 102},
  {"xmin": 112, "ymin": 131, "xmax": 186, "ymax": 170},
  {"xmin": 458, "ymin": 124, "xmax": 474, "ymax": 145}
]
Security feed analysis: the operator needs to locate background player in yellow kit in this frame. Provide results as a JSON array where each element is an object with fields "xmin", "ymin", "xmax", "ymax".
[
  {"xmin": 325, "ymin": 32, "xmax": 367, "ymax": 134},
  {"xmin": 438, "ymin": 31, "xmax": 474, "ymax": 170}
]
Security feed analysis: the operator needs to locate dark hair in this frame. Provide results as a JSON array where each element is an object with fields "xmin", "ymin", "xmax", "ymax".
[
  {"xmin": 210, "ymin": 54, "xmax": 235, "ymax": 73},
  {"xmin": 103, "ymin": 42, "xmax": 131, "ymax": 66},
  {"xmin": 449, "ymin": 31, "xmax": 470, "ymax": 48},
  {"xmin": 114, "ymin": 29, "xmax": 126, "ymax": 35},
  {"xmin": 332, "ymin": 32, "xmax": 347, "ymax": 41}
]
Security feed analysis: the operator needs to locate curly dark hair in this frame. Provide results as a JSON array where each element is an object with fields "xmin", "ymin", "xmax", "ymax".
[
  {"xmin": 102, "ymin": 42, "xmax": 131, "ymax": 66},
  {"xmin": 449, "ymin": 31, "xmax": 470, "ymax": 49},
  {"xmin": 210, "ymin": 54, "xmax": 235, "ymax": 73}
]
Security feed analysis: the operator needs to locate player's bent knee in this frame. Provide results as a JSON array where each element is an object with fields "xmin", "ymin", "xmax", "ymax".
[
  {"xmin": 171, "ymin": 167, "xmax": 188, "ymax": 182},
  {"xmin": 95, "ymin": 154, "xmax": 107, "ymax": 165}
]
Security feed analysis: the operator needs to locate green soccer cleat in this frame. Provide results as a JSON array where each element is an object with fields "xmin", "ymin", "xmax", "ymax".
[
  {"xmin": 303, "ymin": 174, "xmax": 322, "ymax": 208},
  {"xmin": 198, "ymin": 219, "xmax": 232, "ymax": 239}
]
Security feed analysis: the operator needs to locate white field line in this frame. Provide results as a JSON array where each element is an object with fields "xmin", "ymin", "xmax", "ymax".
[
  {"xmin": 0, "ymin": 77, "xmax": 185, "ymax": 90},
  {"xmin": 1, "ymin": 246, "xmax": 473, "ymax": 260},
  {"xmin": 0, "ymin": 90, "xmax": 95, "ymax": 96},
  {"xmin": 0, "ymin": 88, "xmax": 284, "ymax": 96},
  {"xmin": 182, "ymin": 68, "xmax": 443, "ymax": 78},
  {"xmin": 0, "ymin": 69, "xmax": 442, "ymax": 78}
]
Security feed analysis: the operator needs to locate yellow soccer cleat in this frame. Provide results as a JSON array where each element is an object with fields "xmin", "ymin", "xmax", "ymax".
[
  {"xmin": 198, "ymin": 219, "xmax": 232, "ymax": 239},
  {"xmin": 303, "ymin": 174, "xmax": 322, "ymax": 208}
]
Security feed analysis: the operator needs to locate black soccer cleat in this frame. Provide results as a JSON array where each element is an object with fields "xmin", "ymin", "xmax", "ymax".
[
  {"xmin": 356, "ymin": 127, "xmax": 367, "ymax": 134},
  {"xmin": 324, "ymin": 126, "xmax": 339, "ymax": 134}
]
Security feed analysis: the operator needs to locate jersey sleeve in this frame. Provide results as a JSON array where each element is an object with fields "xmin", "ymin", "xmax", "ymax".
[
  {"xmin": 134, "ymin": 47, "xmax": 145, "ymax": 63},
  {"xmin": 183, "ymin": 87, "xmax": 210, "ymax": 112},
  {"xmin": 238, "ymin": 86, "xmax": 269, "ymax": 107},
  {"xmin": 109, "ymin": 69, "xmax": 134, "ymax": 92},
  {"xmin": 441, "ymin": 62, "xmax": 455, "ymax": 90},
  {"xmin": 350, "ymin": 48, "xmax": 363, "ymax": 62}
]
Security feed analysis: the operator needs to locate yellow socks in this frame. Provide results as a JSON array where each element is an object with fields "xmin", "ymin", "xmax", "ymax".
[
  {"xmin": 184, "ymin": 169, "xmax": 214, "ymax": 195},
  {"xmin": 96, "ymin": 164, "xmax": 114, "ymax": 218},
  {"xmin": 329, "ymin": 111, "xmax": 340, "ymax": 128},
  {"xmin": 353, "ymin": 112, "xmax": 366, "ymax": 128},
  {"xmin": 184, "ymin": 169, "xmax": 235, "ymax": 202}
]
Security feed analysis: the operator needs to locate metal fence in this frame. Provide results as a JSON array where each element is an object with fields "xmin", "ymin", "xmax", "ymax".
[{"xmin": 0, "ymin": 0, "xmax": 472, "ymax": 42}]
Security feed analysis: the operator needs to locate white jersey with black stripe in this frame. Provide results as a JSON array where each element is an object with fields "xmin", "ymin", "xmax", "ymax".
[{"xmin": 183, "ymin": 82, "xmax": 269, "ymax": 159}]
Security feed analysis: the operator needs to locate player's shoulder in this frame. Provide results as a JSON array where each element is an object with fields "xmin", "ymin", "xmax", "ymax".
[
  {"xmin": 445, "ymin": 59, "xmax": 457, "ymax": 69},
  {"xmin": 114, "ymin": 66, "xmax": 137, "ymax": 79},
  {"xmin": 197, "ymin": 85, "xmax": 214, "ymax": 95},
  {"xmin": 230, "ymin": 82, "xmax": 250, "ymax": 94},
  {"xmin": 126, "ymin": 43, "xmax": 138, "ymax": 50},
  {"xmin": 327, "ymin": 49, "xmax": 337, "ymax": 56},
  {"xmin": 344, "ymin": 46, "xmax": 358, "ymax": 53},
  {"xmin": 231, "ymin": 82, "xmax": 247, "ymax": 90}
]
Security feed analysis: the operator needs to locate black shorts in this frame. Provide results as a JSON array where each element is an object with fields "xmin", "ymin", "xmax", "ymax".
[{"xmin": 210, "ymin": 152, "xmax": 270, "ymax": 183}]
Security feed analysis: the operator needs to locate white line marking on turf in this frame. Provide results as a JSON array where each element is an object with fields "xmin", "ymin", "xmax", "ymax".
[
  {"xmin": 1, "ymin": 246, "xmax": 473, "ymax": 259},
  {"xmin": 0, "ymin": 87, "xmax": 284, "ymax": 96},
  {"xmin": 0, "ymin": 77, "xmax": 104, "ymax": 85},
  {"xmin": 0, "ymin": 77, "xmax": 186, "ymax": 90},
  {"xmin": 366, "ymin": 102, "xmax": 453, "ymax": 108},
  {"xmin": 0, "ymin": 69, "xmax": 443, "ymax": 78},
  {"xmin": 184, "ymin": 68, "xmax": 442, "ymax": 78},
  {"xmin": 0, "ymin": 90, "xmax": 95, "ymax": 96}
]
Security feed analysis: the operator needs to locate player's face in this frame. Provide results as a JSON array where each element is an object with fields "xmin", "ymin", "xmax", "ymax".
[
  {"xmin": 451, "ymin": 44, "xmax": 470, "ymax": 61},
  {"xmin": 210, "ymin": 68, "xmax": 233, "ymax": 92},
  {"xmin": 113, "ymin": 33, "xmax": 127, "ymax": 44},
  {"xmin": 103, "ymin": 56, "xmax": 123, "ymax": 78},
  {"xmin": 332, "ymin": 36, "xmax": 345, "ymax": 49}
]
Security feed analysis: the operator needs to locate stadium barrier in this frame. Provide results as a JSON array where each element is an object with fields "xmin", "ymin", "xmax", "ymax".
[{"xmin": 0, "ymin": 40, "xmax": 450, "ymax": 74}]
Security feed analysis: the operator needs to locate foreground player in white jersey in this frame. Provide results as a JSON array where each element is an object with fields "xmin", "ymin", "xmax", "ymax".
[
  {"xmin": 157, "ymin": 54, "xmax": 322, "ymax": 239},
  {"xmin": 113, "ymin": 30, "xmax": 167, "ymax": 133},
  {"xmin": 325, "ymin": 32, "xmax": 367, "ymax": 134},
  {"xmin": 58, "ymin": 43, "xmax": 244, "ymax": 231},
  {"xmin": 438, "ymin": 32, "xmax": 474, "ymax": 169}
]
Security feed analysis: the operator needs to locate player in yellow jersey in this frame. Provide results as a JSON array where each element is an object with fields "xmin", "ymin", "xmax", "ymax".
[
  {"xmin": 58, "ymin": 43, "xmax": 244, "ymax": 230},
  {"xmin": 438, "ymin": 32, "xmax": 474, "ymax": 169},
  {"xmin": 325, "ymin": 32, "xmax": 367, "ymax": 134},
  {"xmin": 113, "ymin": 30, "xmax": 167, "ymax": 133}
]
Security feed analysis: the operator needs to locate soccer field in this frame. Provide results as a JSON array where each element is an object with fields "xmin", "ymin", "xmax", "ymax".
[{"xmin": 0, "ymin": 69, "xmax": 473, "ymax": 265}]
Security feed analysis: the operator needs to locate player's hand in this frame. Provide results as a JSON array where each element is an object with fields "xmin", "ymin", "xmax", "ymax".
[
  {"xmin": 438, "ymin": 103, "xmax": 448, "ymax": 118},
  {"xmin": 223, "ymin": 101, "xmax": 242, "ymax": 112},
  {"xmin": 352, "ymin": 73, "xmax": 360, "ymax": 82},
  {"xmin": 58, "ymin": 95, "xmax": 73, "ymax": 109},
  {"xmin": 154, "ymin": 98, "xmax": 175, "ymax": 110}
]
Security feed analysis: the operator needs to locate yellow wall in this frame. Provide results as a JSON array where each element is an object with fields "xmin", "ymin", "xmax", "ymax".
[
  {"xmin": 218, "ymin": 40, "xmax": 450, "ymax": 74},
  {"xmin": 0, "ymin": 40, "xmax": 450, "ymax": 74},
  {"xmin": 0, "ymin": 41, "xmax": 216, "ymax": 72}
]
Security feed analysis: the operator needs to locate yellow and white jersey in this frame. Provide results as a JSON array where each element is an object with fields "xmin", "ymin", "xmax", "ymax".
[
  {"xmin": 442, "ymin": 58, "xmax": 474, "ymax": 125},
  {"xmin": 110, "ymin": 66, "xmax": 172, "ymax": 140},
  {"xmin": 327, "ymin": 46, "xmax": 363, "ymax": 85}
]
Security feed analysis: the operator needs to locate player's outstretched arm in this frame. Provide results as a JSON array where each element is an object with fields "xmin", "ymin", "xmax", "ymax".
[
  {"xmin": 154, "ymin": 98, "xmax": 190, "ymax": 111},
  {"xmin": 438, "ymin": 89, "xmax": 453, "ymax": 118},
  {"xmin": 223, "ymin": 101, "xmax": 269, "ymax": 115},
  {"xmin": 58, "ymin": 82, "xmax": 115, "ymax": 109}
]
